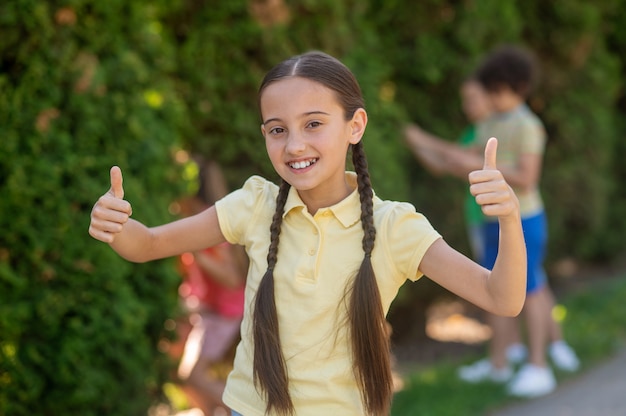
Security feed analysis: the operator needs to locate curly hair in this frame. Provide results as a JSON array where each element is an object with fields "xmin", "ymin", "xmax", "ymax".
[{"xmin": 474, "ymin": 44, "xmax": 539, "ymax": 98}]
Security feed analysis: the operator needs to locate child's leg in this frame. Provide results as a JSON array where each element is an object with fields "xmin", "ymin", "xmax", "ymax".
[
  {"xmin": 487, "ymin": 313, "xmax": 517, "ymax": 369},
  {"xmin": 182, "ymin": 312, "xmax": 241, "ymax": 414},
  {"xmin": 519, "ymin": 212, "xmax": 550, "ymax": 368},
  {"xmin": 522, "ymin": 287, "xmax": 551, "ymax": 367},
  {"xmin": 506, "ymin": 213, "xmax": 557, "ymax": 397}
]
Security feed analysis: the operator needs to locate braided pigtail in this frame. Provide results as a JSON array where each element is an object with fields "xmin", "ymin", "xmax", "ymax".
[
  {"xmin": 252, "ymin": 179, "xmax": 295, "ymax": 415},
  {"xmin": 349, "ymin": 141, "xmax": 393, "ymax": 415}
]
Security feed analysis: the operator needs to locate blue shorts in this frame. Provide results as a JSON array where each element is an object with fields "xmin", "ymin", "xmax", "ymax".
[
  {"xmin": 231, "ymin": 411, "xmax": 243, "ymax": 416},
  {"xmin": 481, "ymin": 211, "xmax": 547, "ymax": 294}
]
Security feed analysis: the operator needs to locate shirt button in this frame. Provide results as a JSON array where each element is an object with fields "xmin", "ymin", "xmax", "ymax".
[{"xmin": 308, "ymin": 249, "xmax": 315, "ymax": 256}]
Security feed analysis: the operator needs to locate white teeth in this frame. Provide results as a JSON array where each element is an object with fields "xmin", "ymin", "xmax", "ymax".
[{"xmin": 290, "ymin": 159, "xmax": 317, "ymax": 169}]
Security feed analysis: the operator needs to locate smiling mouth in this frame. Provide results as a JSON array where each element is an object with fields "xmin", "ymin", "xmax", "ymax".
[{"xmin": 288, "ymin": 158, "xmax": 318, "ymax": 170}]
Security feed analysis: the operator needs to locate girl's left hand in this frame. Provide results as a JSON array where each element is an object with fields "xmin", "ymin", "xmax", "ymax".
[{"xmin": 468, "ymin": 137, "xmax": 520, "ymax": 220}]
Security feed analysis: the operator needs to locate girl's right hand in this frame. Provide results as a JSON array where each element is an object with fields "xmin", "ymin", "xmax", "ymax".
[
  {"xmin": 88, "ymin": 166, "xmax": 133, "ymax": 244},
  {"xmin": 469, "ymin": 138, "xmax": 519, "ymax": 221}
]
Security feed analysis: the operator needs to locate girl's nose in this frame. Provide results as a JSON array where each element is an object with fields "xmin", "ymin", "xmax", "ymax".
[{"xmin": 285, "ymin": 132, "xmax": 306, "ymax": 154}]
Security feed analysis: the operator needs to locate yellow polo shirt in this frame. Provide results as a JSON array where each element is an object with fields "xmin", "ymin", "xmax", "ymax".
[{"xmin": 215, "ymin": 173, "xmax": 441, "ymax": 415}]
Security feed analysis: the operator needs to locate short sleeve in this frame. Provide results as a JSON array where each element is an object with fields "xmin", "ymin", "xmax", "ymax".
[
  {"xmin": 214, "ymin": 176, "xmax": 276, "ymax": 246},
  {"xmin": 518, "ymin": 116, "xmax": 546, "ymax": 155},
  {"xmin": 377, "ymin": 201, "xmax": 442, "ymax": 283}
]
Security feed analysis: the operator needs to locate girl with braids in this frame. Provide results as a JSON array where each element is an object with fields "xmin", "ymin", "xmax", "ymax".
[{"xmin": 89, "ymin": 51, "xmax": 526, "ymax": 416}]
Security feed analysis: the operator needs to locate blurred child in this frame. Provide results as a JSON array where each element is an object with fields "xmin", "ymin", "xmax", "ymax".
[
  {"xmin": 175, "ymin": 161, "xmax": 248, "ymax": 416},
  {"xmin": 461, "ymin": 46, "xmax": 580, "ymax": 398},
  {"xmin": 406, "ymin": 45, "xmax": 579, "ymax": 397}
]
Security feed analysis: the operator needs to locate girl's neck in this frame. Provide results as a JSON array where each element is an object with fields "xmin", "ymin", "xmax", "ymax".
[{"xmin": 297, "ymin": 178, "xmax": 354, "ymax": 215}]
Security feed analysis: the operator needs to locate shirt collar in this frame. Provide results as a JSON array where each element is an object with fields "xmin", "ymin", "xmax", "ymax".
[
  {"xmin": 494, "ymin": 103, "xmax": 528, "ymax": 120},
  {"xmin": 283, "ymin": 172, "xmax": 363, "ymax": 228}
]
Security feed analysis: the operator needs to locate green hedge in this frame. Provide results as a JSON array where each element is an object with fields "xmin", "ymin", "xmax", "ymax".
[{"xmin": 0, "ymin": 1, "xmax": 186, "ymax": 414}]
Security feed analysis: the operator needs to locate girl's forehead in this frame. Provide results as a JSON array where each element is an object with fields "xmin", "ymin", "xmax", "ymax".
[
  {"xmin": 262, "ymin": 76, "xmax": 332, "ymax": 97},
  {"xmin": 260, "ymin": 77, "xmax": 340, "ymax": 115}
]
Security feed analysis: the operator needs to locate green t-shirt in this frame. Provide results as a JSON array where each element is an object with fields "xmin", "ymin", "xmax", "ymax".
[{"xmin": 459, "ymin": 125, "xmax": 483, "ymax": 226}]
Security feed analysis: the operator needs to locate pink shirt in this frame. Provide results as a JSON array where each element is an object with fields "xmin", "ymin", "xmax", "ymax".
[{"xmin": 179, "ymin": 244, "xmax": 245, "ymax": 318}]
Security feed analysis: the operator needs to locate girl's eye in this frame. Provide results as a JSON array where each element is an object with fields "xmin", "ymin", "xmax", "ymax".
[
  {"xmin": 307, "ymin": 121, "xmax": 321, "ymax": 129},
  {"xmin": 269, "ymin": 126, "xmax": 285, "ymax": 135}
]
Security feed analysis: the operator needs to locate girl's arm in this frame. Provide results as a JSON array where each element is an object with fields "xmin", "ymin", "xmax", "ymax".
[
  {"xmin": 88, "ymin": 166, "xmax": 226, "ymax": 263},
  {"xmin": 418, "ymin": 138, "xmax": 527, "ymax": 316}
]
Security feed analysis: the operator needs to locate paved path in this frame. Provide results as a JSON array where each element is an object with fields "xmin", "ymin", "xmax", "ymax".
[{"xmin": 490, "ymin": 348, "xmax": 626, "ymax": 416}]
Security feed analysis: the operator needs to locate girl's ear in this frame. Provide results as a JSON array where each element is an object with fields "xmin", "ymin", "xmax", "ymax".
[
  {"xmin": 260, "ymin": 124, "xmax": 267, "ymax": 138},
  {"xmin": 349, "ymin": 108, "xmax": 367, "ymax": 144}
]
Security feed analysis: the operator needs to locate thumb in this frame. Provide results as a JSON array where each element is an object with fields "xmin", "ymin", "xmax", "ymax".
[
  {"xmin": 109, "ymin": 166, "xmax": 124, "ymax": 199},
  {"xmin": 483, "ymin": 137, "xmax": 498, "ymax": 170}
]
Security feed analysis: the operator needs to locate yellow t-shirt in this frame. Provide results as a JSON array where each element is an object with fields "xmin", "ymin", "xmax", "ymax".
[
  {"xmin": 215, "ymin": 173, "xmax": 441, "ymax": 415},
  {"xmin": 475, "ymin": 104, "xmax": 546, "ymax": 219}
]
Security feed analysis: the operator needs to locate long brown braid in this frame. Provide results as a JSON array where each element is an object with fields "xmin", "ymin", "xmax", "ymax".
[
  {"xmin": 254, "ymin": 51, "xmax": 392, "ymax": 415},
  {"xmin": 349, "ymin": 140, "xmax": 393, "ymax": 415},
  {"xmin": 253, "ymin": 179, "xmax": 293, "ymax": 415}
]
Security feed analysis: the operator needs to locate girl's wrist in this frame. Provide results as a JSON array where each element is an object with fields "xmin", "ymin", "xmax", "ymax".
[{"xmin": 497, "ymin": 211, "xmax": 521, "ymax": 226}]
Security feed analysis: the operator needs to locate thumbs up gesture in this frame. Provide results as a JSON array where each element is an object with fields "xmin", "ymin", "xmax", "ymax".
[
  {"xmin": 468, "ymin": 138, "xmax": 520, "ymax": 219},
  {"xmin": 89, "ymin": 166, "xmax": 133, "ymax": 243}
]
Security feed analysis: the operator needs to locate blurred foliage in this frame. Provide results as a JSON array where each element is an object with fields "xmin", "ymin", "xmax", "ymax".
[
  {"xmin": 1, "ymin": 0, "xmax": 625, "ymax": 413},
  {"xmin": 0, "ymin": 1, "xmax": 186, "ymax": 414}
]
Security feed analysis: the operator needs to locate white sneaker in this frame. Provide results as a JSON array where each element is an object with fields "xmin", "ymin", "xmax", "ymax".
[
  {"xmin": 507, "ymin": 363, "xmax": 556, "ymax": 397},
  {"xmin": 506, "ymin": 343, "xmax": 528, "ymax": 365},
  {"xmin": 458, "ymin": 359, "xmax": 512, "ymax": 383},
  {"xmin": 549, "ymin": 341, "xmax": 580, "ymax": 372}
]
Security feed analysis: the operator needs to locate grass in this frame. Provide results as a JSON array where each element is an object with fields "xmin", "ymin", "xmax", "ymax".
[{"xmin": 390, "ymin": 274, "xmax": 626, "ymax": 416}]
